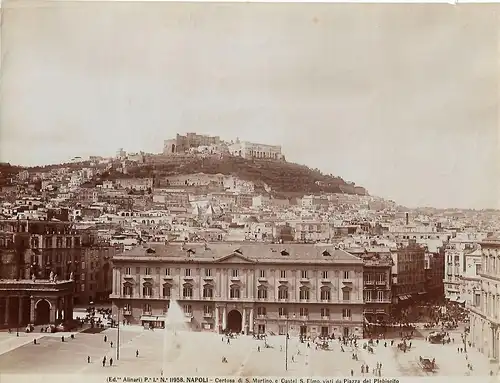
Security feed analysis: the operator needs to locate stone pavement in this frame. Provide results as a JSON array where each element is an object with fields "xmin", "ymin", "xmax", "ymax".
[{"xmin": 0, "ymin": 326, "xmax": 496, "ymax": 377}]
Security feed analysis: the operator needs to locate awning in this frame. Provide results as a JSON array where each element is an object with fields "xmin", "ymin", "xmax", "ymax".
[
  {"xmin": 140, "ymin": 315, "xmax": 166, "ymax": 322},
  {"xmin": 140, "ymin": 315, "xmax": 192, "ymax": 323},
  {"xmin": 399, "ymin": 295, "xmax": 408, "ymax": 300}
]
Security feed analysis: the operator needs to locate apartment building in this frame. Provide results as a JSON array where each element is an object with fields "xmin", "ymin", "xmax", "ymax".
[
  {"xmin": 444, "ymin": 234, "xmax": 486, "ymax": 301},
  {"xmin": 0, "ymin": 219, "xmax": 113, "ymax": 305},
  {"xmin": 469, "ymin": 237, "xmax": 500, "ymax": 365},
  {"xmin": 347, "ymin": 247, "xmax": 392, "ymax": 324},
  {"xmin": 391, "ymin": 240, "xmax": 426, "ymax": 304},
  {"xmin": 110, "ymin": 243, "xmax": 364, "ymax": 338}
]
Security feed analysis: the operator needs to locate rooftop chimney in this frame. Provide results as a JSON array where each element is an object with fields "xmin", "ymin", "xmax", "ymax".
[{"xmin": 405, "ymin": 212, "xmax": 409, "ymax": 225}]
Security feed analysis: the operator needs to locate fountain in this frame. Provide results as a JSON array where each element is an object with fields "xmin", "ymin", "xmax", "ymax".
[{"xmin": 162, "ymin": 296, "xmax": 189, "ymax": 374}]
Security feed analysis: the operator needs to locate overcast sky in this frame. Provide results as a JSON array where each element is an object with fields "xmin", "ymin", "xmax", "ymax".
[{"xmin": 1, "ymin": 2, "xmax": 499, "ymax": 209}]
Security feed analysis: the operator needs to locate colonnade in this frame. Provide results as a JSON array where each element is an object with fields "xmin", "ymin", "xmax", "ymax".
[{"xmin": 2, "ymin": 295, "xmax": 73, "ymax": 326}]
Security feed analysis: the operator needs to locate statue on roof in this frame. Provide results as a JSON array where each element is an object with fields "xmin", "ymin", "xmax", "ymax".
[
  {"xmin": 49, "ymin": 271, "xmax": 54, "ymax": 282},
  {"xmin": 70, "ymin": 272, "xmax": 74, "ymax": 281}
]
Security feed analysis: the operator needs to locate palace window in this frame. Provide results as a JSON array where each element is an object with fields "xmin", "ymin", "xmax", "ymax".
[
  {"xmin": 125, "ymin": 267, "xmax": 131, "ymax": 275},
  {"xmin": 342, "ymin": 308, "xmax": 351, "ymax": 319},
  {"xmin": 184, "ymin": 268, "xmax": 191, "ymax": 277},
  {"xmin": 231, "ymin": 269, "xmax": 239, "ymax": 278},
  {"xmin": 322, "ymin": 271, "xmax": 328, "ymax": 279},
  {"xmin": 280, "ymin": 270, "xmax": 287, "ymax": 278},
  {"xmin": 257, "ymin": 307, "xmax": 266, "ymax": 316},
  {"xmin": 165, "ymin": 268, "xmax": 170, "ymax": 276},
  {"xmin": 301, "ymin": 270, "xmax": 308, "ymax": 279},
  {"xmin": 342, "ymin": 290, "xmax": 351, "ymax": 302},
  {"xmin": 145, "ymin": 267, "xmax": 151, "ymax": 275},
  {"xmin": 230, "ymin": 286, "xmax": 240, "ymax": 299},
  {"xmin": 142, "ymin": 284, "xmax": 152, "ymax": 297},
  {"xmin": 299, "ymin": 307, "xmax": 308, "ymax": 317},
  {"xmin": 183, "ymin": 285, "xmax": 193, "ymax": 298},
  {"xmin": 257, "ymin": 286, "xmax": 268, "ymax": 299},
  {"xmin": 344, "ymin": 271, "xmax": 350, "ymax": 279},
  {"xmin": 143, "ymin": 303, "xmax": 152, "ymax": 313},
  {"xmin": 203, "ymin": 285, "xmax": 213, "ymax": 298},
  {"xmin": 320, "ymin": 287, "xmax": 331, "ymax": 301},
  {"xmin": 162, "ymin": 284, "xmax": 171, "ymax": 298},
  {"xmin": 183, "ymin": 305, "xmax": 192, "ymax": 315},
  {"xmin": 278, "ymin": 286, "xmax": 289, "ymax": 300},
  {"xmin": 204, "ymin": 268, "xmax": 212, "ymax": 277},
  {"xmin": 321, "ymin": 308, "xmax": 330, "ymax": 317},
  {"xmin": 122, "ymin": 284, "xmax": 133, "ymax": 296},
  {"xmin": 278, "ymin": 307, "xmax": 288, "ymax": 317},
  {"xmin": 299, "ymin": 287, "xmax": 310, "ymax": 301}
]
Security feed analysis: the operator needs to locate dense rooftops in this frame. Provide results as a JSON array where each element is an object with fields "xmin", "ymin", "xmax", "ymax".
[{"xmin": 113, "ymin": 242, "xmax": 363, "ymax": 265}]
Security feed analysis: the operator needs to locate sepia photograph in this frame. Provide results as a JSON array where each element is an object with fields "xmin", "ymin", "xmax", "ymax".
[{"xmin": 0, "ymin": 0, "xmax": 499, "ymax": 380}]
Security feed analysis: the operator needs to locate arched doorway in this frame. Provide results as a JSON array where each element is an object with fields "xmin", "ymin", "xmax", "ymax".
[
  {"xmin": 227, "ymin": 310, "xmax": 242, "ymax": 333},
  {"xmin": 35, "ymin": 299, "xmax": 51, "ymax": 325}
]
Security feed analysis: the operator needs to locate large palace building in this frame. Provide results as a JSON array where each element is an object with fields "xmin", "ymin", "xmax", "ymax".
[
  {"xmin": 110, "ymin": 243, "xmax": 364, "ymax": 338},
  {"xmin": 469, "ymin": 237, "xmax": 500, "ymax": 366}
]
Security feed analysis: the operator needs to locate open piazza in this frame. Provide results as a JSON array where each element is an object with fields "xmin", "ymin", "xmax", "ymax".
[{"xmin": 0, "ymin": 324, "xmax": 496, "ymax": 378}]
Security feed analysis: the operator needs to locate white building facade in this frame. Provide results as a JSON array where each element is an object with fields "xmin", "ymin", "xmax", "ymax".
[{"xmin": 469, "ymin": 238, "xmax": 500, "ymax": 367}]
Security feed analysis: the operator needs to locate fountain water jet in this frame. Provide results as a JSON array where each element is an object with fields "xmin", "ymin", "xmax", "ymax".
[{"xmin": 162, "ymin": 297, "xmax": 189, "ymax": 374}]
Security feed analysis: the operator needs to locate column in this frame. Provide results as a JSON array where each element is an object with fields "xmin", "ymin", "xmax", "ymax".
[
  {"xmin": 249, "ymin": 308, "xmax": 254, "ymax": 334},
  {"xmin": 50, "ymin": 302, "xmax": 56, "ymax": 324},
  {"xmin": 18, "ymin": 297, "xmax": 23, "ymax": 325},
  {"xmin": 242, "ymin": 308, "xmax": 247, "ymax": 334},
  {"xmin": 222, "ymin": 306, "xmax": 227, "ymax": 330},
  {"xmin": 4, "ymin": 297, "xmax": 10, "ymax": 325},
  {"xmin": 30, "ymin": 297, "xmax": 35, "ymax": 323},
  {"xmin": 215, "ymin": 306, "xmax": 220, "ymax": 333},
  {"xmin": 67, "ymin": 295, "xmax": 74, "ymax": 321}
]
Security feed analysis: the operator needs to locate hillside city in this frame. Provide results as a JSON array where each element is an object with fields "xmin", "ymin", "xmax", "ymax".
[{"xmin": 0, "ymin": 132, "xmax": 499, "ymax": 377}]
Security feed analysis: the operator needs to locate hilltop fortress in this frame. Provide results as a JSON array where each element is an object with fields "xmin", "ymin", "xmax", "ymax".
[{"xmin": 163, "ymin": 133, "xmax": 285, "ymax": 161}]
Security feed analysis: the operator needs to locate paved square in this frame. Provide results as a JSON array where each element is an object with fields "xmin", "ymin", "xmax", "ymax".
[{"xmin": 0, "ymin": 327, "xmax": 496, "ymax": 377}]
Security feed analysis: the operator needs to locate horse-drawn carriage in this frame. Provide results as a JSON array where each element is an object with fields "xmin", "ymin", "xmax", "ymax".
[
  {"xmin": 428, "ymin": 331, "xmax": 447, "ymax": 344},
  {"xmin": 317, "ymin": 341, "xmax": 330, "ymax": 350},
  {"xmin": 418, "ymin": 356, "xmax": 437, "ymax": 372}
]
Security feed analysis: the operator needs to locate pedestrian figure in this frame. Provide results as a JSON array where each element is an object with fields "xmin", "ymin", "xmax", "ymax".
[
  {"xmin": 221, "ymin": 337, "xmax": 224, "ymax": 342},
  {"xmin": 88, "ymin": 356, "xmax": 91, "ymax": 363},
  {"xmin": 104, "ymin": 336, "xmax": 107, "ymax": 342},
  {"xmin": 384, "ymin": 342, "xmax": 387, "ymax": 347},
  {"xmin": 136, "ymin": 350, "xmax": 139, "ymax": 357},
  {"xmin": 457, "ymin": 347, "xmax": 460, "ymax": 353},
  {"xmin": 110, "ymin": 341, "xmax": 113, "ymax": 348},
  {"xmin": 102, "ymin": 357, "xmax": 106, "ymax": 367},
  {"xmin": 61, "ymin": 336, "xmax": 64, "ymax": 342},
  {"xmin": 350, "ymin": 370, "xmax": 353, "ymax": 376},
  {"xmin": 109, "ymin": 358, "xmax": 113, "ymax": 366},
  {"xmin": 33, "ymin": 339, "xmax": 36, "ymax": 345},
  {"xmin": 257, "ymin": 346, "xmax": 260, "ymax": 352}
]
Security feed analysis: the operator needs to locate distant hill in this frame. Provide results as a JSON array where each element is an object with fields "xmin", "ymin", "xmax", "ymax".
[
  {"xmin": 2, "ymin": 155, "xmax": 368, "ymax": 198},
  {"xmin": 0, "ymin": 163, "xmax": 21, "ymax": 186},
  {"xmin": 101, "ymin": 155, "xmax": 368, "ymax": 198}
]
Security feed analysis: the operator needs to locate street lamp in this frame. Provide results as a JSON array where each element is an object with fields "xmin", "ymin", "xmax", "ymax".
[
  {"xmin": 116, "ymin": 306, "xmax": 121, "ymax": 360},
  {"xmin": 285, "ymin": 313, "xmax": 296, "ymax": 371}
]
